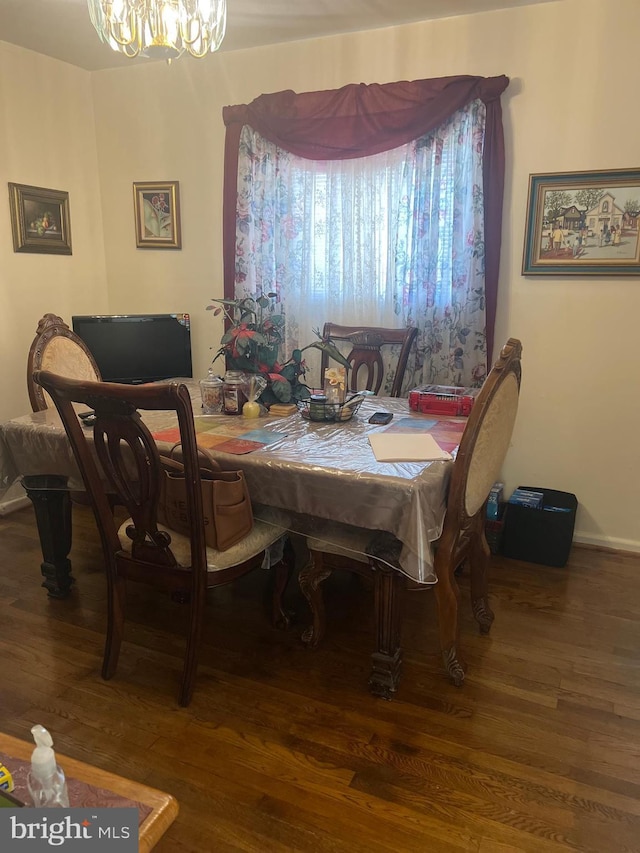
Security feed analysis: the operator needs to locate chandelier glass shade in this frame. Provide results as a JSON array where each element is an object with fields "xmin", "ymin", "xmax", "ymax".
[{"xmin": 87, "ymin": 0, "xmax": 227, "ymax": 60}]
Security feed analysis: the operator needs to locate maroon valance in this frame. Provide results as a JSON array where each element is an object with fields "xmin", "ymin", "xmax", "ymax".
[
  {"xmin": 223, "ymin": 74, "xmax": 507, "ymax": 160},
  {"xmin": 223, "ymin": 74, "xmax": 509, "ymax": 360}
]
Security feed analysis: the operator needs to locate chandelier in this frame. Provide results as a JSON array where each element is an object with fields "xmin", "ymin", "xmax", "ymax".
[{"xmin": 87, "ymin": 0, "xmax": 227, "ymax": 60}]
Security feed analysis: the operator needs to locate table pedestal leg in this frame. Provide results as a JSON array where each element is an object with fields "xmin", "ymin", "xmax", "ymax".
[
  {"xmin": 368, "ymin": 562, "xmax": 403, "ymax": 699},
  {"xmin": 23, "ymin": 475, "xmax": 74, "ymax": 599}
]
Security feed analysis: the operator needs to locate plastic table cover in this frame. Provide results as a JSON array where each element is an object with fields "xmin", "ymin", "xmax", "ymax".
[{"xmin": 0, "ymin": 384, "xmax": 460, "ymax": 584}]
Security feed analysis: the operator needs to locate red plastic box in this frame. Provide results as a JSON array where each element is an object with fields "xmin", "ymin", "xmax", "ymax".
[{"xmin": 408, "ymin": 385, "xmax": 479, "ymax": 417}]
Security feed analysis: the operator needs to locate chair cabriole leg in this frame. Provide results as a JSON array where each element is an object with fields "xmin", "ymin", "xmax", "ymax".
[
  {"xmin": 433, "ymin": 537, "xmax": 465, "ymax": 686},
  {"xmin": 469, "ymin": 514, "xmax": 495, "ymax": 635}
]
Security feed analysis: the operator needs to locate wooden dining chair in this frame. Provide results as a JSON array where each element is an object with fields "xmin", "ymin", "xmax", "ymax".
[
  {"xmin": 320, "ymin": 323, "xmax": 418, "ymax": 397},
  {"xmin": 33, "ymin": 370, "xmax": 293, "ymax": 707},
  {"xmin": 301, "ymin": 338, "xmax": 522, "ymax": 694},
  {"xmin": 27, "ymin": 313, "xmax": 123, "ymax": 513},
  {"xmin": 27, "ymin": 313, "xmax": 102, "ymax": 412}
]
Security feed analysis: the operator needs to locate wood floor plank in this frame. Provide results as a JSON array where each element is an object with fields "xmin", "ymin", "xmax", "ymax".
[{"xmin": 1, "ymin": 504, "xmax": 640, "ymax": 851}]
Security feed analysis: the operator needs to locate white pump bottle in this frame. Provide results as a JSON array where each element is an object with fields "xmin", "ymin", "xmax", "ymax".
[{"xmin": 27, "ymin": 724, "xmax": 70, "ymax": 808}]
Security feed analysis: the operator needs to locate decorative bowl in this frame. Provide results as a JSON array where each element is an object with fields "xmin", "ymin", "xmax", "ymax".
[{"xmin": 297, "ymin": 394, "xmax": 364, "ymax": 423}]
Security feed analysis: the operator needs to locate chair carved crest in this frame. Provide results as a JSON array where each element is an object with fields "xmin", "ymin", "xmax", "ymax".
[
  {"xmin": 320, "ymin": 323, "xmax": 418, "ymax": 397},
  {"xmin": 347, "ymin": 331, "xmax": 385, "ymax": 350}
]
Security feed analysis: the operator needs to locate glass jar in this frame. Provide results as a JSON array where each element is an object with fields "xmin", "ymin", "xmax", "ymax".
[
  {"xmin": 309, "ymin": 394, "xmax": 328, "ymax": 422},
  {"xmin": 222, "ymin": 370, "xmax": 248, "ymax": 415},
  {"xmin": 199, "ymin": 370, "xmax": 223, "ymax": 414}
]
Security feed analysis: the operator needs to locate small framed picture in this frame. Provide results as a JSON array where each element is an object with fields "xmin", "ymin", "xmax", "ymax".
[
  {"xmin": 133, "ymin": 180, "xmax": 181, "ymax": 249},
  {"xmin": 8, "ymin": 183, "xmax": 72, "ymax": 254},
  {"xmin": 522, "ymin": 168, "xmax": 640, "ymax": 275}
]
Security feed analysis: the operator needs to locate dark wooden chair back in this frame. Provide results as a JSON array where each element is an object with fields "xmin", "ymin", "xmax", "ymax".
[
  {"xmin": 32, "ymin": 370, "xmax": 290, "ymax": 706},
  {"xmin": 320, "ymin": 323, "xmax": 418, "ymax": 397},
  {"xmin": 27, "ymin": 314, "xmax": 101, "ymax": 412}
]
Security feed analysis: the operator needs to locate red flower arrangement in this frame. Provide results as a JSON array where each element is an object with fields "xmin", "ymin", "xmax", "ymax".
[{"xmin": 207, "ymin": 293, "xmax": 349, "ymax": 407}]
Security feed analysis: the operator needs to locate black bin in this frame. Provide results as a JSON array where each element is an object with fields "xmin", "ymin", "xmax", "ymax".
[{"xmin": 501, "ymin": 486, "xmax": 578, "ymax": 568}]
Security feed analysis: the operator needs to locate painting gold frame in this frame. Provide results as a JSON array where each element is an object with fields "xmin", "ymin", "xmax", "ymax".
[
  {"xmin": 133, "ymin": 180, "xmax": 181, "ymax": 249},
  {"xmin": 8, "ymin": 183, "xmax": 72, "ymax": 255}
]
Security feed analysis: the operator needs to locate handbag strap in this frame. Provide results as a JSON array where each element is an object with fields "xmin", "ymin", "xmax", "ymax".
[
  {"xmin": 162, "ymin": 441, "xmax": 221, "ymax": 473},
  {"xmin": 159, "ymin": 456, "xmax": 189, "ymax": 476}
]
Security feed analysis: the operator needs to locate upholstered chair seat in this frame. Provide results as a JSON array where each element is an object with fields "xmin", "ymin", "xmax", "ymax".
[
  {"xmin": 117, "ymin": 516, "xmax": 288, "ymax": 572},
  {"xmin": 306, "ymin": 523, "xmax": 378, "ymax": 564}
]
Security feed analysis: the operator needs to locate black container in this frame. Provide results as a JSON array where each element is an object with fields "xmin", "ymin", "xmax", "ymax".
[{"xmin": 501, "ymin": 486, "xmax": 578, "ymax": 567}]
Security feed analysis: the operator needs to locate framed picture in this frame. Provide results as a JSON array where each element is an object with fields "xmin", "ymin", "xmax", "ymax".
[
  {"xmin": 133, "ymin": 180, "xmax": 181, "ymax": 249},
  {"xmin": 522, "ymin": 168, "xmax": 640, "ymax": 275},
  {"xmin": 8, "ymin": 183, "xmax": 72, "ymax": 255}
]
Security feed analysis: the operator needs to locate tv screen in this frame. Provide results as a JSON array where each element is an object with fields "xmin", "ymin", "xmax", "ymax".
[{"xmin": 72, "ymin": 313, "xmax": 193, "ymax": 384}]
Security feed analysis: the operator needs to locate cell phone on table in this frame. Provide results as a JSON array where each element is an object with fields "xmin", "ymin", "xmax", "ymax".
[
  {"xmin": 78, "ymin": 410, "xmax": 97, "ymax": 427},
  {"xmin": 368, "ymin": 412, "xmax": 393, "ymax": 425}
]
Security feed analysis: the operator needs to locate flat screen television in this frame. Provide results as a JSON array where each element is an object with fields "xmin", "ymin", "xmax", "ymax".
[{"xmin": 71, "ymin": 313, "xmax": 193, "ymax": 384}]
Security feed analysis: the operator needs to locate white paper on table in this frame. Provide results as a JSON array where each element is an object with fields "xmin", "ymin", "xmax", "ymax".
[{"xmin": 368, "ymin": 432, "xmax": 452, "ymax": 463}]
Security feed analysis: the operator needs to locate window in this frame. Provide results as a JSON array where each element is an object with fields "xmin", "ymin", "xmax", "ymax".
[
  {"xmin": 234, "ymin": 100, "xmax": 488, "ymax": 388},
  {"xmin": 223, "ymin": 75, "xmax": 508, "ymax": 385}
]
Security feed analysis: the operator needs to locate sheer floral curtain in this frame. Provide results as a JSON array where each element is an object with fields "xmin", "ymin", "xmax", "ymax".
[{"xmin": 223, "ymin": 75, "xmax": 508, "ymax": 388}]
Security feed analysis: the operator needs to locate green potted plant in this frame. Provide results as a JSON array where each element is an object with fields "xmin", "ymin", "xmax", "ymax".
[{"xmin": 207, "ymin": 293, "xmax": 351, "ymax": 408}]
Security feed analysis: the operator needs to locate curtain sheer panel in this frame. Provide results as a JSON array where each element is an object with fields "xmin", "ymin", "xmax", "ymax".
[{"xmin": 223, "ymin": 75, "xmax": 508, "ymax": 384}]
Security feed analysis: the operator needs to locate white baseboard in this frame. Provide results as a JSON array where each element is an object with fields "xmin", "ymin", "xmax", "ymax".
[{"xmin": 574, "ymin": 530, "xmax": 640, "ymax": 555}]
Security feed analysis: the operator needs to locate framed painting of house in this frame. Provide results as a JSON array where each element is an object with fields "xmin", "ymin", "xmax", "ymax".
[
  {"xmin": 8, "ymin": 183, "xmax": 72, "ymax": 254},
  {"xmin": 522, "ymin": 168, "xmax": 640, "ymax": 275},
  {"xmin": 133, "ymin": 180, "xmax": 181, "ymax": 249}
]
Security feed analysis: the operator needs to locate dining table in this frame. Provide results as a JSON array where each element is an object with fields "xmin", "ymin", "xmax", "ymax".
[{"xmin": 0, "ymin": 382, "xmax": 467, "ymax": 696}]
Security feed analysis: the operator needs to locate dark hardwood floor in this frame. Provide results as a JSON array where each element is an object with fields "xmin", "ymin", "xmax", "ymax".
[{"xmin": 1, "ymin": 503, "xmax": 640, "ymax": 852}]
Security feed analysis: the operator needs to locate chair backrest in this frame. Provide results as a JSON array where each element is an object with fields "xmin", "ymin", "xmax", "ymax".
[
  {"xmin": 444, "ymin": 338, "xmax": 522, "ymax": 529},
  {"xmin": 31, "ymin": 371, "xmax": 207, "ymax": 586},
  {"xmin": 320, "ymin": 323, "xmax": 418, "ymax": 397},
  {"xmin": 27, "ymin": 314, "xmax": 102, "ymax": 412}
]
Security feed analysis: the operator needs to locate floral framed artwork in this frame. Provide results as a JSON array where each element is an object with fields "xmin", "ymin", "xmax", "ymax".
[
  {"xmin": 522, "ymin": 168, "xmax": 640, "ymax": 275},
  {"xmin": 8, "ymin": 183, "xmax": 72, "ymax": 254},
  {"xmin": 133, "ymin": 180, "xmax": 181, "ymax": 249}
]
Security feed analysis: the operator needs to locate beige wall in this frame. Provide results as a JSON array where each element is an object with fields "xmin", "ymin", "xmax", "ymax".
[
  {"xmin": 0, "ymin": 42, "xmax": 108, "ymax": 422},
  {"xmin": 1, "ymin": 0, "xmax": 639, "ymax": 551}
]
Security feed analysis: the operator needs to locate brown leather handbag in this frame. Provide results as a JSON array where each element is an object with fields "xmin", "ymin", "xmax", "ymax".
[{"xmin": 157, "ymin": 445, "xmax": 253, "ymax": 551}]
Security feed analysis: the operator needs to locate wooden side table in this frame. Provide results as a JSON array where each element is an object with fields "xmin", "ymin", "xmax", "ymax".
[{"xmin": 0, "ymin": 732, "xmax": 178, "ymax": 852}]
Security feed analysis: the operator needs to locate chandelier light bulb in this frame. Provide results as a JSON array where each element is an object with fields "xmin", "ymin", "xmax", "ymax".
[{"xmin": 87, "ymin": 0, "xmax": 227, "ymax": 60}]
